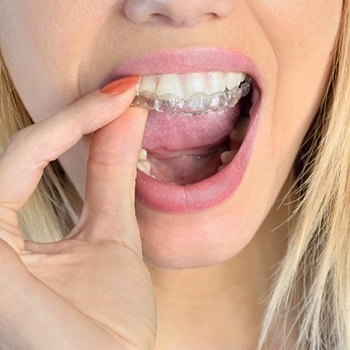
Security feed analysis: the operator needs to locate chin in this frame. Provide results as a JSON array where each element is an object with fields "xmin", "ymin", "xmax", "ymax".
[{"xmin": 136, "ymin": 185, "xmax": 271, "ymax": 270}]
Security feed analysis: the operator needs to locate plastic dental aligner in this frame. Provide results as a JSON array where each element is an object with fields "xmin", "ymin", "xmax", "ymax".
[{"xmin": 131, "ymin": 77, "xmax": 252, "ymax": 115}]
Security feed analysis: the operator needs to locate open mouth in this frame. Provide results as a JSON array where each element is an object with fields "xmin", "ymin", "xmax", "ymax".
[{"xmin": 132, "ymin": 71, "xmax": 256, "ymax": 186}]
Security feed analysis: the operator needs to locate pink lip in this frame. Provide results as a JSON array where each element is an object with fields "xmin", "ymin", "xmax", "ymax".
[
  {"xmin": 110, "ymin": 47, "xmax": 263, "ymax": 213},
  {"xmin": 110, "ymin": 47, "xmax": 261, "ymax": 81}
]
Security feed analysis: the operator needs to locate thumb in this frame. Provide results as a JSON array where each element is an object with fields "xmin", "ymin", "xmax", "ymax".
[{"xmin": 76, "ymin": 107, "xmax": 148, "ymax": 250}]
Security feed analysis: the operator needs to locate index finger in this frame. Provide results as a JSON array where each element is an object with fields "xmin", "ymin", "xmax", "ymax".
[{"xmin": 0, "ymin": 76, "xmax": 139, "ymax": 212}]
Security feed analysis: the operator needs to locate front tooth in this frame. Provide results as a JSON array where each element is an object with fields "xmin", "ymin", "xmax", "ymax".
[
  {"xmin": 225, "ymin": 72, "xmax": 246, "ymax": 90},
  {"xmin": 208, "ymin": 72, "xmax": 226, "ymax": 95},
  {"xmin": 156, "ymin": 74, "xmax": 184, "ymax": 99},
  {"xmin": 140, "ymin": 75, "xmax": 157, "ymax": 94},
  {"xmin": 184, "ymin": 73, "xmax": 210, "ymax": 100}
]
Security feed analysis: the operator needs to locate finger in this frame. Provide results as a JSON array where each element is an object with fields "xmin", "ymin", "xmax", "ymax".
[
  {"xmin": 0, "ymin": 76, "xmax": 139, "ymax": 213},
  {"xmin": 0, "ymin": 207, "xmax": 24, "ymax": 253},
  {"xmin": 76, "ymin": 107, "xmax": 148, "ymax": 250}
]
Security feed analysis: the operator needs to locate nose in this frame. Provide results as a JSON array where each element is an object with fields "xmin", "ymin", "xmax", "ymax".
[{"xmin": 121, "ymin": 0, "xmax": 235, "ymax": 26}]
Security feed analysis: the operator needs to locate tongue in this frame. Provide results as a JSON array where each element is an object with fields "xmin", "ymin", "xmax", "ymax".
[
  {"xmin": 142, "ymin": 105, "xmax": 241, "ymax": 184},
  {"xmin": 148, "ymin": 150, "xmax": 224, "ymax": 185},
  {"xmin": 142, "ymin": 105, "xmax": 241, "ymax": 152}
]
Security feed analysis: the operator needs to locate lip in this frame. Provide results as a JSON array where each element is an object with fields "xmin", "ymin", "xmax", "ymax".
[
  {"xmin": 110, "ymin": 47, "xmax": 263, "ymax": 213},
  {"xmin": 110, "ymin": 47, "xmax": 262, "ymax": 82}
]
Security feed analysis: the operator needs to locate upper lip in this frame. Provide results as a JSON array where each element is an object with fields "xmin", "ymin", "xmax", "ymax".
[{"xmin": 108, "ymin": 47, "xmax": 262, "ymax": 88}]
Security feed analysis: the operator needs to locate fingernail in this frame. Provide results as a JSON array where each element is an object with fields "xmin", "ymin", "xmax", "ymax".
[{"xmin": 100, "ymin": 75, "xmax": 140, "ymax": 95}]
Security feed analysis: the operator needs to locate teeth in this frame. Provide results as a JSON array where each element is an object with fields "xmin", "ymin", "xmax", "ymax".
[
  {"xmin": 218, "ymin": 150, "xmax": 237, "ymax": 171},
  {"xmin": 225, "ymin": 72, "xmax": 245, "ymax": 90},
  {"xmin": 208, "ymin": 72, "xmax": 226, "ymax": 95},
  {"xmin": 136, "ymin": 71, "xmax": 246, "ymax": 98},
  {"xmin": 138, "ymin": 149, "xmax": 148, "ymax": 161},
  {"xmin": 137, "ymin": 149, "xmax": 152, "ymax": 176},
  {"xmin": 156, "ymin": 74, "xmax": 184, "ymax": 99},
  {"xmin": 138, "ymin": 75, "xmax": 157, "ymax": 95},
  {"xmin": 137, "ymin": 161, "xmax": 152, "ymax": 175},
  {"xmin": 132, "ymin": 71, "xmax": 250, "ymax": 115},
  {"xmin": 137, "ymin": 147, "xmax": 240, "ymax": 178},
  {"xmin": 184, "ymin": 73, "xmax": 210, "ymax": 100},
  {"xmin": 221, "ymin": 150, "xmax": 237, "ymax": 165}
]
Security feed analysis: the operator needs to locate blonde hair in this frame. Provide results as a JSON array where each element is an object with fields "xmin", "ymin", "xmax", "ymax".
[
  {"xmin": 260, "ymin": 1, "xmax": 350, "ymax": 348},
  {"xmin": 0, "ymin": 2, "xmax": 349, "ymax": 348}
]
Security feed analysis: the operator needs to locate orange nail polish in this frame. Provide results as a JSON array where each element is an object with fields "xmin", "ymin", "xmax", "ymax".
[{"xmin": 100, "ymin": 75, "xmax": 140, "ymax": 95}]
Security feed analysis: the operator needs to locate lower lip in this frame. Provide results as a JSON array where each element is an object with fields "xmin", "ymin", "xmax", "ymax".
[{"xmin": 136, "ymin": 89, "xmax": 261, "ymax": 213}]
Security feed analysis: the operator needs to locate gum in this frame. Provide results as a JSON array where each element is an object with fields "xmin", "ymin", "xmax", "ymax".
[{"xmin": 131, "ymin": 78, "xmax": 251, "ymax": 115}]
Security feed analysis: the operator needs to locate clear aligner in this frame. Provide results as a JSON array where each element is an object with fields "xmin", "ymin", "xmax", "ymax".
[{"xmin": 131, "ymin": 78, "xmax": 252, "ymax": 115}]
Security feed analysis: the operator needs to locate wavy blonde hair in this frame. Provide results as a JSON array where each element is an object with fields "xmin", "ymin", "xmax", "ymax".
[
  {"xmin": 0, "ymin": 2, "xmax": 349, "ymax": 348},
  {"xmin": 261, "ymin": 1, "xmax": 350, "ymax": 348}
]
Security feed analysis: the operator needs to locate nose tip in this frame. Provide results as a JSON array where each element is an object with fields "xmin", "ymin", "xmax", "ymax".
[{"xmin": 122, "ymin": 0, "xmax": 235, "ymax": 26}]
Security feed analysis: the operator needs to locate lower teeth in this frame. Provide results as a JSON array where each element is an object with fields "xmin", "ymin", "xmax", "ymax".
[
  {"xmin": 218, "ymin": 150, "xmax": 237, "ymax": 171},
  {"xmin": 137, "ymin": 142, "xmax": 240, "ymax": 180},
  {"xmin": 137, "ymin": 149, "xmax": 153, "ymax": 176},
  {"xmin": 131, "ymin": 78, "xmax": 251, "ymax": 115}
]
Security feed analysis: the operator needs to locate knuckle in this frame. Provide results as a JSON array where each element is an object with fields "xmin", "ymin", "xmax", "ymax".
[
  {"xmin": 4, "ymin": 124, "xmax": 59, "ymax": 167},
  {"xmin": 0, "ymin": 126, "xmax": 49, "ymax": 171}
]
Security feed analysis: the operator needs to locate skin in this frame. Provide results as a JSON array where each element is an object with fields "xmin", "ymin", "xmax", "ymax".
[{"xmin": 0, "ymin": 0, "xmax": 343, "ymax": 348}]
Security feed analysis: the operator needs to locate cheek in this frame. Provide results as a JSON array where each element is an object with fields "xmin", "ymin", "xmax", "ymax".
[
  {"xmin": 1, "ymin": 2, "xmax": 76, "ymax": 118},
  {"xmin": 256, "ymin": 0, "xmax": 342, "ymax": 169},
  {"xmin": 252, "ymin": 0, "xmax": 342, "ymax": 85},
  {"xmin": 0, "ymin": 1, "xmax": 112, "ymax": 121},
  {"xmin": 255, "ymin": 0, "xmax": 342, "ymax": 88}
]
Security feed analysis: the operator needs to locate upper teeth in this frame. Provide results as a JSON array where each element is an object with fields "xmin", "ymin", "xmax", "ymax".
[{"xmin": 136, "ymin": 71, "xmax": 246, "ymax": 100}]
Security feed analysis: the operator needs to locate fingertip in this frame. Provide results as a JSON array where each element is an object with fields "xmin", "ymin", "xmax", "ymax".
[
  {"xmin": 105, "ymin": 106, "xmax": 149, "ymax": 145},
  {"xmin": 88, "ymin": 106, "xmax": 149, "ymax": 169},
  {"xmin": 100, "ymin": 75, "xmax": 140, "ymax": 95},
  {"xmin": 126, "ymin": 106, "xmax": 149, "ymax": 121}
]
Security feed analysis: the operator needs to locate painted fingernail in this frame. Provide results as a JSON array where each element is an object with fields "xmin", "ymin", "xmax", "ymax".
[{"xmin": 100, "ymin": 75, "xmax": 140, "ymax": 95}]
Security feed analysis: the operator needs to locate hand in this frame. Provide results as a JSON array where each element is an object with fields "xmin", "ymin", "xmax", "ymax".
[{"xmin": 0, "ymin": 84, "xmax": 156, "ymax": 349}]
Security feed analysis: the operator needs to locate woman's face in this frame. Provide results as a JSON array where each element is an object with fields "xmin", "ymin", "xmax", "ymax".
[{"xmin": 0, "ymin": 0, "xmax": 342, "ymax": 268}]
